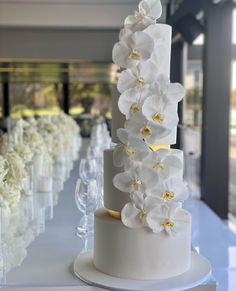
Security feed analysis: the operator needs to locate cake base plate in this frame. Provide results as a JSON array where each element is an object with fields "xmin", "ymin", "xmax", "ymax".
[{"xmin": 73, "ymin": 251, "xmax": 212, "ymax": 291}]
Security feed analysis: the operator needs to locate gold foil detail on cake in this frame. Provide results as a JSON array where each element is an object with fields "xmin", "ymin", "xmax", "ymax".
[
  {"xmin": 108, "ymin": 209, "xmax": 121, "ymax": 219},
  {"xmin": 149, "ymin": 144, "xmax": 170, "ymax": 151}
]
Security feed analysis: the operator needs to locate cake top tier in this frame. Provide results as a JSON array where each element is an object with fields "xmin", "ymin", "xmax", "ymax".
[{"xmin": 112, "ymin": 0, "xmax": 185, "ymax": 147}]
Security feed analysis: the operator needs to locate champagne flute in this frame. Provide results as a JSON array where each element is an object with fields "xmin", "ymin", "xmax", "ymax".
[
  {"xmin": 79, "ymin": 158, "xmax": 98, "ymax": 183},
  {"xmin": 75, "ymin": 179, "xmax": 98, "ymax": 237}
]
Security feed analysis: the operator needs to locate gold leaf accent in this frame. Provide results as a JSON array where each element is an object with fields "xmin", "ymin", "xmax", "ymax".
[
  {"xmin": 108, "ymin": 210, "xmax": 121, "ymax": 219},
  {"xmin": 149, "ymin": 145, "xmax": 170, "ymax": 151}
]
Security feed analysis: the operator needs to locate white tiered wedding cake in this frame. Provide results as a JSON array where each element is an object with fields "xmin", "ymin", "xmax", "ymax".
[{"xmin": 94, "ymin": 0, "xmax": 191, "ymax": 280}]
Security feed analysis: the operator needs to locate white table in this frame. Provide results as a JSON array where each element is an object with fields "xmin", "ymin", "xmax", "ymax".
[{"xmin": 4, "ymin": 140, "xmax": 236, "ymax": 291}]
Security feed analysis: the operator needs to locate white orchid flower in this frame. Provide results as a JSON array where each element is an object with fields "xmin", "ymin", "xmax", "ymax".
[
  {"xmin": 121, "ymin": 193, "xmax": 161, "ymax": 229},
  {"xmin": 118, "ymin": 88, "xmax": 147, "ymax": 119},
  {"xmin": 113, "ymin": 128, "xmax": 151, "ymax": 167},
  {"xmin": 144, "ymin": 149, "xmax": 183, "ymax": 179},
  {"xmin": 113, "ymin": 163, "xmax": 158, "ymax": 194},
  {"xmin": 117, "ymin": 61, "xmax": 158, "ymax": 93},
  {"xmin": 124, "ymin": 0, "xmax": 162, "ymax": 32},
  {"xmin": 146, "ymin": 203, "xmax": 189, "ymax": 235},
  {"xmin": 142, "ymin": 95, "xmax": 179, "ymax": 131},
  {"xmin": 150, "ymin": 75, "xmax": 185, "ymax": 103},
  {"xmin": 125, "ymin": 113, "xmax": 171, "ymax": 145},
  {"xmin": 148, "ymin": 177, "xmax": 188, "ymax": 203},
  {"xmin": 112, "ymin": 31, "xmax": 154, "ymax": 68}
]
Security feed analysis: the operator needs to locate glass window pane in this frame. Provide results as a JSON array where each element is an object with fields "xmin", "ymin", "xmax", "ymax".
[
  {"xmin": 10, "ymin": 83, "xmax": 62, "ymax": 118},
  {"xmin": 0, "ymin": 84, "xmax": 2, "ymax": 118},
  {"xmin": 233, "ymin": 9, "xmax": 236, "ymax": 44},
  {"xmin": 183, "ymin": 60, "xmax": 203, "ymax": 199},
  {"xmin": 69, "ymin": 82, "xmax": 112, "ymax": 137},
  {"xmin": 229, "ymin": 61, "xmax": 236, "ymax": 218}
]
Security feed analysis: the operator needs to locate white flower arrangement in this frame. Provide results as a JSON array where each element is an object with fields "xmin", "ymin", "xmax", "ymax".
[
  {"xmin": 112, "ymin": 30, "xmax": 155, "ymax": 69},
  {"xmin": 4, "ymin": 151, "xmax": 27, "ymax": 188},
  {"xmin": 124, "ymin": 0, "xmax": 162, "ymax": 32},
  {"xmin": 14, "ymin": 143, "xmax": 33, "ymax": 165},
  {"xmin": 0, "ymin": 112, "xmax": 81, "ymax": 274},
  {"xmin": 121, "ymin": 193, "xmax": 188, "ymax": 235},
  {"xmin": 36, "ymin": 117, "xmax": 62, "ymax": 161},
  {"xmin": 117, "ymin": 61, "xmax": 157, "ymax": 93},
  {"xmin": 142, "ymin": 95, "xmax": 179, "ymax": 130},
  {"xmin": 0, "ymin": 155, "xmax": 7, "ymax": 184},
  {"xmin": 0, "ymin": 150, "xmax": 26, "ymax": 209},
  {"xmin": 113, "ymin": 163, "xmax": 158, "ymax": 194},
  {"xmin": 144, "ymin": 149, "xmax": 183, "ymax": 179},
  {"xmin": 124, "ymin": 112, "xmax": 171, "ymax": 145},
  {"xmin": 118, "ymin": 88, "xmax": 147, "ymax": 119},
  {"xmin": 113, "ymin": 128, "xmax": 150, "ymax": 167},
  {"xmin": 148, "ymin": 177, "xmax": 189, "ymax": 203},
  {"xmin": 112, "ymin": 0, "xmax": 189, "ymax": 235}
]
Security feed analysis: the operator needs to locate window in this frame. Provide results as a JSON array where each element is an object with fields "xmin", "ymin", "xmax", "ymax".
[
  {"xmin": 10, "ymin": 83, "xmax": 62, "ymax": 118},
  {"xmin": 229, "ymin": 61, "xmax": 236, "ymax": 218},
  {"xmin": 233, "ymin": 9, "xmax": 236, "ymax": 44},
  {"xmin": 183, "ymin": 60, "xmax": 203, "ymax": 199}
]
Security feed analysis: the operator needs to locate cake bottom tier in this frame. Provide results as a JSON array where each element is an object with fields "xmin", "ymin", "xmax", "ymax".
[{"xmin": 94, "ymin": 209, "xmax": 191, "ymax": 280}]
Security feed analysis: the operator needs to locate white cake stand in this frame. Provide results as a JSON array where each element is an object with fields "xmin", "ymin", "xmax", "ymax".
[{"xmin": 73, "ymin": 251, "xmax": 212, "ymax": 291}]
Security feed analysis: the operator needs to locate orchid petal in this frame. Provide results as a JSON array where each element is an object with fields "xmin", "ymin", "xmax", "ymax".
[
  {"xmin": 167, "ymin": 83, "xmax": 185, "ymax": 103},
  {"xmin": 113, "ymin": 144, "xmax": 126, "ymax": 167},
  {"xmin": 121, "ymin": 203, "xmax": 143, "ymax": 228},
  {"xmin": 113, "ymin": 171, "xmax": 133, "ymax": 193}
]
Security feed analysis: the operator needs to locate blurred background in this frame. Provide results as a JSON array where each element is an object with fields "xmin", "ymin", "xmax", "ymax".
[{"xmin": 0, "ymin": 0, "xmax": 235, "ymax": 222}]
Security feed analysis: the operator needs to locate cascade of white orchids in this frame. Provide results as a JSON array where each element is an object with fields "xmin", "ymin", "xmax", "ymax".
[{"xmin": 112, "ymin": 0, "xmax": 189, "ymax": 235}]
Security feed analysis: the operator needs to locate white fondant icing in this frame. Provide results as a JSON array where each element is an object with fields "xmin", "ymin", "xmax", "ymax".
[
  {"xmin": 112, "ymin": 94, "xmax": 126, "ymax": 144},
  {"xmin": 104, "ymin": 148, "xmax": 131, "ymax": 212},
  {"xmin": 144, "ymin": 24, "xmax": 172, "ymax": 78},
  {"xmin": 94, "ymin": 209, "xmax": 191, "ymax": 280}
]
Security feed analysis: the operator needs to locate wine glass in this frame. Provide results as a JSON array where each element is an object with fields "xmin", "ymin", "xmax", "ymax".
[
  {"xmin": 75, "ymin": 179, "xmax": 98, "ymax": 237},
  {"xmin": 79, "ymin": 158, "xmax": 98, "ymax": 183}
]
